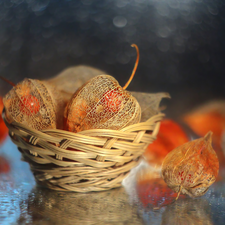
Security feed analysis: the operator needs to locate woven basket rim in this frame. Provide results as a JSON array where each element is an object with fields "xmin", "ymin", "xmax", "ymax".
[{"xmin": 2, "ymin": 108, "xmax": 164, "ymax": 137}]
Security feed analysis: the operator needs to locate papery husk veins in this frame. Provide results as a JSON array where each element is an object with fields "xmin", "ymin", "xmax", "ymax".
[{"xmin": 161, "ymin": 131, "xmax": 219, "ymax": 198}]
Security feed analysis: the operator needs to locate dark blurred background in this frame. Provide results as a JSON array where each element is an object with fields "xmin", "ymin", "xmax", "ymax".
[{"xmin": 0, "ymin": 0, "xmax": 225, "ymax": 118}]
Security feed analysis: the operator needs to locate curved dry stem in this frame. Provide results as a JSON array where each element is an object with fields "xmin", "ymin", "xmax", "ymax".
[
  {"xmin": 123, "ymin": 44, "xmax": 139, "ymax": 90},
  {"xmin": 0, "ymin": 76, "xmax": 15, "ymax": 87},
  {"xmin": 175, "ymin": 185, "xmax": 182, "ymax": 201}
]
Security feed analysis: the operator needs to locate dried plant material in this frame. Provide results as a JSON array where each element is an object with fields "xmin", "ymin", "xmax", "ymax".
[
  {"xmin": 136, "ymin": 167, "xmax": 185, "ymax": 209},
  {"xmin": 3, "ymin": 78, "xmax": 71, "ymax": 130},
  {"xmin": 131, "ymin": 92, "xmax": 170, "ymax": 122},
  {"xmin": 47, "ymin": 66, "xmax": 170, "ymax": 122},
  {"xmin": 144, "ymin": 119, "xmax": 189, "ymax": 169},
  {"xmin": 0, "ymin": 97, "xmax": 8, "ymax": 144},
  {"xmin": 64, "ymin": 44, "xmax": 141, "ymax": 132},
  {"xmin": 64, "ymin": 75, "xmax": 141, "ymax": 132},
  {"xmin": 183, "ymin": 100, "xmax": 225, "ymax": 148},
  {"xmin": 162, "ymin": 131, "xmax": 219, "ymax": 198},
  {"xmin": 46, "ymin": 65, "xmax": 105, "ymax": 95}
]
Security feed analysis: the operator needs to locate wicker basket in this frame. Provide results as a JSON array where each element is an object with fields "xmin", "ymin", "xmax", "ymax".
[{"xmin": 3, "ymin": 110, "xmax": 164, "ymax": 192}]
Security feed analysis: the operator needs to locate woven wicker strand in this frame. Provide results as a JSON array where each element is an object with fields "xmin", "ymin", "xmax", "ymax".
[{"xmin": 3, "ymin": 110, "xmax": 164, "ymax": 192}]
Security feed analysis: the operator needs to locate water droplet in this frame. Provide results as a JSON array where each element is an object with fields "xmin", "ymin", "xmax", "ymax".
[
  {"xmin": 113, "ymin": 16, "xmax": 127, "ymax": 28},
  {"xmin": 157, "ymin": 27, "xmax": 170, "ymax": 38},
  {"xmin": 207, "ymin": 6, "xmax": 218, "ymax": 15}
]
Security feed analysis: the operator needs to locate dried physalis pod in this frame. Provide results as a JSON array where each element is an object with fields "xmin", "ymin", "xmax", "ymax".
[
  {"xmin": 64, "ymin": 44, "xmax": 141, "ymax": 132},
  {"xmin": 161, "ymin": 131, "xmax": 219, "ymax": 199},
  {"xmin": 3, "ymin": 78, "xmax": 71, "ymax": 130}
]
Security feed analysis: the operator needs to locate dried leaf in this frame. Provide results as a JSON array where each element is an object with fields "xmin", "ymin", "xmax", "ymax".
[
  {"xmin": 161, "ymin": 131, "xmax": 219, "ymax": 198},
  {"xmin": 131, "ymin": 92, "xmax": 170, "ymax": 122},
  {"xmin": 46, "ymin": 65, "xmax": 105, "ymax": 94},
  {"xmin": 144, "ymin": 119, "xmax": 189, "ymax": 168}
]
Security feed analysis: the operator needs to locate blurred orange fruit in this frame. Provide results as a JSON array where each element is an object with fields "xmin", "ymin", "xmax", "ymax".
[
  {"xmin": 136, "ymin": 169, "xmax": 185, "ymax": 209},
  {"xmin": 144, "ymin": 119, "xmax": 189, "ymax": 168},
  {"xmin": 183, "ymin": 102, "xmax": 225, "ymax": 148},
  {"xmin": 0, "ymin": 156, "xmax": 10, "ymax": 173},
  {"xmin": 182, "ymin": 101, "xmax": 225, "ymax": 165},
  {"xmin": 0, "ymin": 97, "xmax": 8, "ymax": 144}
]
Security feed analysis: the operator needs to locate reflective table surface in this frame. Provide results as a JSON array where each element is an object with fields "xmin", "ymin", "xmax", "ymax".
[
  {"xmin": 0, "ymin": 137, "xmax": 225, "ymax": 225},
  {"xmin": 1, "ymin": 0, "xmax": 225, "ymax": 223}
]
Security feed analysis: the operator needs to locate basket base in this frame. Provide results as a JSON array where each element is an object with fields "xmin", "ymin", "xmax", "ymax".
[{"xmin": 22, "ymin": 152, "xmax": 142, "ymax": 192}]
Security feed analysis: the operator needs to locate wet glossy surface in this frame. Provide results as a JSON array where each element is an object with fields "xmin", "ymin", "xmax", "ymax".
[
  {"xmin": 0, "ymin": 137, "xmax": 225, "ymax": 225},
  {"xmin": 1, "ymin": 1, "xmax": 225, "ymax": 224}
]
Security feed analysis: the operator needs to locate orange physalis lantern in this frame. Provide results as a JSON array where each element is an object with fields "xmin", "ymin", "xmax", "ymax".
[
  {"xmin": 162, "ymin": 131, "xmax": 219, "ymax": 198},
  {"xmin": 64, "ymin": 44, "xmax": 141, "ymax": 132}
]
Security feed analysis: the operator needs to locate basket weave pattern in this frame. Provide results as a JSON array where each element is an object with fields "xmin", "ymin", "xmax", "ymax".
[{"xmin": 3, "ymin": 111, "xmax": 164, "ymax": 192}]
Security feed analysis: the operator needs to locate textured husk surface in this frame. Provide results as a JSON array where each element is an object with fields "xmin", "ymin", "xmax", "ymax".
[
  {"xmin": 3, "ymin": 79, "xmax": 57, "ymax": 130},
  {"xmin": 64, "ymin": 75, "xmax": 141, "ymax": 132},
  {"xmin": 3, "ymin": 78, "xmax": 70, "ymax": 130},
  {"xmin": 161, "ymin": 132, "xmax": 219, "ymax": 197}
]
